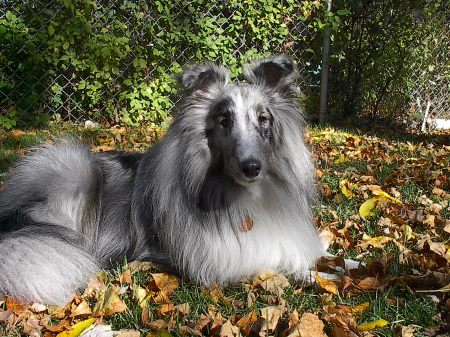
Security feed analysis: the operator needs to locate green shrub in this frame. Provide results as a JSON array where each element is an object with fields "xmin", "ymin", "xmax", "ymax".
[{"xmin": 0, "ymin": 0, "xmax": 325, "ymax": 126}]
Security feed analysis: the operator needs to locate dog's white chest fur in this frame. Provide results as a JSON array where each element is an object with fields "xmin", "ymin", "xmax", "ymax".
[{"xmin": 185, "ymin": 190, "xmax": 326, "ymax": 284}]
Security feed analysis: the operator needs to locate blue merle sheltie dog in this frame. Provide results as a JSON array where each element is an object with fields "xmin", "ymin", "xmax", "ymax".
[{"xmin": 0, "ymin": 55, "xmax": 333, "ymax": 305}]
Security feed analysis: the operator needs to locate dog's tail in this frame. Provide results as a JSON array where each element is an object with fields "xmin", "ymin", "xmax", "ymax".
[{"xmin": 0, "ymin": 225, "xmax": 99, "ymax": 305}]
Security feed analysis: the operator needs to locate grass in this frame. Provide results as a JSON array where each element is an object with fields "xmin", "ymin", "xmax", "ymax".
[{"xmin": 0, "ymin": 124, "xmax": 449, "ymax": 337}]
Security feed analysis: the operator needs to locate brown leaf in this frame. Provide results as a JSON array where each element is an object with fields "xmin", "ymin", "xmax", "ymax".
[
  {"xmin": 236, "ymin": 310, "xmax": 258, "ymax": 336},
  {"xmin": 173, "ymin": 303, "xmax": 190, "ymax": 316},
  {"xmin": 288, "ymin": 309, "xmax": 300, "ymax": 330},
  {"xmin": 400, "ymin": 325, "xmax": 416, "ymax": 337},
  {"xmin": 358, "ymin": 235, "xmax": 392, "ymax": 250},
  {"xmin": 146, "ymin": 319, "xmax": 168, "ymax": 330},
  {"xmin": 45, "ymin": 319, "xmax": 71, "ymax": 333},
  {"xmin": 443, "ymin": 220, "xmax": 450, "ymax": 234},
  {"xmin": 9, "ymin": 129, "xmax": 26, "ymax": 138},
  {"xmin": 6, "ymin": 298, "xmax": 29, "ymax": 316},
  {"xmin": 260, "ymin": 306, "xmax": 285, "ymax": 332},
  {"xmin": 356, "ymin": 277, "xmax": 383, "ymax": 291},
  {"xmin": 219, "ymin": 320, "xmax": 240, "ymax": 337},
  {"xmin": 239, "ymin": 215, "xmax": 254, "ymax": 232},
  {"xmin": 92, "ymin": 286, "xmax": 127, "ymax": 316},
  {"xmin": 118, "ymin": 269, "xmax": 132, "ymax": 285},
  {"xmin": 0, "ymin": 310, "xmax": 13, "ymax": 323},
  {"xmin": 316, "ymin": 255, "xmax": 346, "ymax": 273},
  {"xmin": 150, "ymin": 273, "xmax": 179, "ymax": 302},
  {"xmin": 70, "ymin": 300, "xmax": 92, "ymax": 317},
  {"xmin": 128, "ymin": 261, "xmax": 156, "ymax": 272},
  {"xmin": 207, "ymin": 285, "xmax": 226, "ymax": 303},
  {"xmin": 288, "ymin": 313, "xmax": 327, "ymax": 337},
  {"xmin": 178, "ymin": 325, "xmax": 202, "ymax": 336},
  {"xmin": 23, "ymin": 315, "xmax": 44, "ymax": 336},
  {"xmin": 259, "ymin": 273, "xmax": 290, "ymax": 296},
  {"xmin": 158, "ymin": 303, "xmax": 175, "ymax": 316}
]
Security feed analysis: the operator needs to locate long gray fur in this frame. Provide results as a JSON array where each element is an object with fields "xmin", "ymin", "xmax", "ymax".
[{"xmin": 0, "ymin": 55, "xmax": 326, "ymax": 305}]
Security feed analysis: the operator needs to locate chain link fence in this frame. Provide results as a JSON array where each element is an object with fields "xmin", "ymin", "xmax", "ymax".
[
  {"xmin": 0, "ymin": 1, "xmax": 448, "ymax": 127},
  {"xmin": 0, "ymin": 1, "xmax": 319, "ymax": 125},
  {"xmin": 408, "ymin": 11, "xmax": 450, "ymax": 122}
]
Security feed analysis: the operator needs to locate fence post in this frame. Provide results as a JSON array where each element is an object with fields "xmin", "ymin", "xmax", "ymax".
[{"xmin": 319, "ymin": 0, "xmax": 332, "ymax": 124}]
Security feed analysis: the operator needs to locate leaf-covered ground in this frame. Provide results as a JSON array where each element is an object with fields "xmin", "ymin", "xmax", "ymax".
[{"xmin": 0, "ymin": 125, "xmax": 449, "ymax": 337}]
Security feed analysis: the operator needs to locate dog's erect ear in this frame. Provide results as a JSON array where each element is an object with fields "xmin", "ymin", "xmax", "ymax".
[
  {"xmin": 180, "ymin": 64, "xmax": 229, "ymax": 92},
  {"xmin": 244, "ymin": 55, "xmax": 296, "ymax": 90}
]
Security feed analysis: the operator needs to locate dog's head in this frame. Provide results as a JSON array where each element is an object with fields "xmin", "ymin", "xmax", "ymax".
[{"xmin": 177, "ymin": 55, "xmax": 303, "ymax": 210}]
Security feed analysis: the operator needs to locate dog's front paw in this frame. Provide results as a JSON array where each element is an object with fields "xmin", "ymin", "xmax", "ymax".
[{"xmin": 344, "ymin": 258, "xmax": 364, "ymax": 271}]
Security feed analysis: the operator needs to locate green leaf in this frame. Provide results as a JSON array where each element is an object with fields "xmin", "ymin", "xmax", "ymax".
[
  {"xmin": 48, "ymin": 24, "xmax": 55, "ymax": 36},
  {"xmin": 5, "ymin": 11, "xmax": 16, "ymax": 22},
  {"xmin": 336, "ymin": 9, "xmax": 350, "ymax": 16}
]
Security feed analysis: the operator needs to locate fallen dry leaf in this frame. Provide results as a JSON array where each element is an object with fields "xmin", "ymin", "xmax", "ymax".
[
  {"xmin": 70, "ymin": 301, "xmax": 92, "ymax": 317},
  {"xmin": 236, "ymin": 310, "xmax": 258, "ymax": 336},
  {"xmin": 239, "ymin": 215, "xmax": 254, "ymax": 232},
  {"xmin": 357, "ymin": 319, "xmax": 389, "ymax": 331},
  {"xmin": 150, "ymin": 273, "xmax": 179, "ymax": 303},
  {"xmin": 315, "ymin": 272, "xmax": 339, "ymax": 295},
  {"xmin": 359, "ymin": 198, "xmax": 377, "ymax": 218},
  {"xmin": 288, "ymin": 313, "xmax": 327, "ymax": 337},
  {"xmin": 56, "ymin": 318, "xmax": 96, "ymax": 337},
  {"xmin": 259, "ymin": 273, "xmax": 290, "ymax": 297},
  {"xmin": 92, "ymin": 287, "xmax": 127, "ymax": 317},
  {"xmin": 260, "ymin": 305, "xmax": 284, "ymax": 332},
  {"xmin": 173, "ymin": 303, "xmax": 190, "ymax": 316},
  {"xmin": 219, "ymin": 320, "xmax": 240, "ymax": 337}
]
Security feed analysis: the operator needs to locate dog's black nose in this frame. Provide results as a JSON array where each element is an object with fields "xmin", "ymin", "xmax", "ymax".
[{"xmin": 240, "ymin": 159, "xmax": 261, "ymax": 178}]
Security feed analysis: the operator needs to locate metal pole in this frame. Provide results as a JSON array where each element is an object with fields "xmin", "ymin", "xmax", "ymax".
[{"xmin": 319, "ymin": 0, "xmax": 332, "ymax": 124}]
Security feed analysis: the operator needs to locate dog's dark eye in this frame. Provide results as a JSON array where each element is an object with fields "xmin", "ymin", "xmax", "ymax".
[
  {"xmin": 219, "ymin": 115, "xmax": 230, "ymax": 129},
  {"xmin": 258, "ymin": 114, "xmax": 271, "ymax": 128}
]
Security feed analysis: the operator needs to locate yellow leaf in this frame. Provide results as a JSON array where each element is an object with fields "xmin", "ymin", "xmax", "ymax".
[
  {"xmin": 359, "ymin": 198, "xmax": 377, "ymax": 218},
  {"xmin": 133, "ymin": 285, "xmax": 149, "ymax": 309},
  {"xmin": 351, "ymin": 302, "xmax": 370, "ymax": 315},
  {"xmin": 403, "ymin": 225, "xmax": 415, "ymax": 241},
  {"xmin": 369, "ymin": 186, "xmax": 402, "ymax": 204},
  {"xmin": 358, "ymin": 319, "xmax": 389, "ymax": 331},
  {"xmin": 339, "ymin": 179, "xmax": 357, "ymax": 199},
  {"xmin": 334, "ymin": 155, "xmax": 349, "ymax": 165},
  {"xmin": 315, "ymin": 272, "xmax": 338, "ymax": 295},
  {"xmin": 56, "ymin": 318, "xmax": 96, "ymax": 337},
  {"xmin": 358, "ymin": 236, "xmax": 392, "ymax": 249}
]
